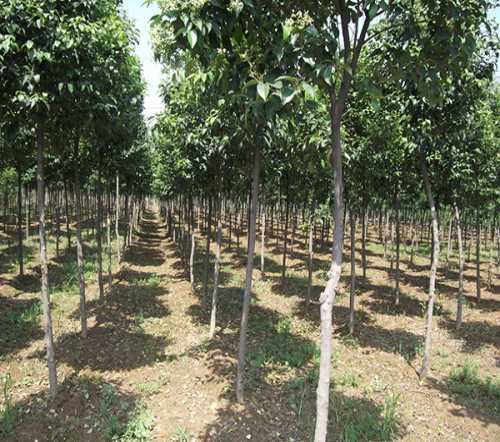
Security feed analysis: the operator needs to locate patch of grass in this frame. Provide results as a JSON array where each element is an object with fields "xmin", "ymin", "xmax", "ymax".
[
  {"xmin": 0, "ymin": 374, "xmax": 16, "ymax": 435},
  {"xmin": 119, "ymin": 403, "xmax": 154, "ymax": 442},
  {"xmin": 340, "ymin": 393, "xmax": 401, "ymax": 442},
  {"xmin": 135, "ymin": 371, "xmax": 169, "ymax": 398},
  {"xmin": 59, "ymin": 259, "xmax": 98, "ymax": 293},
  {"xmin": 448, "ymin": 359, "xmax": 500, "ymax": 414},
  {"xmin": 171, "ymin": 426, "xmax": 190, "ymax": 441},
  {"xmin": 338, "ymin": 370, "xmax": 361, "ymax": 388},
  {"xmin": 249, "ymin": 318, "xmax": 319, "ymax": 370},
  {"xmin": 136, "ymin": 273, "xmax": 161, "ymax": 288},
  {"xmin": 4, "ymin": 301, "xmax": 41, "ymax": 336}
]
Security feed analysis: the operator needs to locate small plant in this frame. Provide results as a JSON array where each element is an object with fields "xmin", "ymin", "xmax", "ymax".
[
  {"xmin": 137, "ymin": 273, "xmax": 161, "ymax": 288},
  {"xmin": 119, "ymin": 403, "xmax": 154, "ymax": 442},
  {"xmin": 448, "ymin": 359, "xmax": 500, "ymax": 413},
  {"xmin": 0, "ymin": 374, "xmax": 16, "ymax": 435},
  {"xmin": 338, "ymin": 371, "xmax": 361, "ymax": 388},
  {"xmin": 171, "ymin": 426, "xmax": 190, "ymax": 442}
]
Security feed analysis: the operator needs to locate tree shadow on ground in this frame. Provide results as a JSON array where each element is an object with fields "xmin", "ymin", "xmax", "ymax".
[
  {"xmin": 438, "ymin": 314, "xmax": 499, "ymax": 353},
  {"xmin": 425, "ymin": 375, "xmax": 500, "ymax": 427},
  {"xmin": 0, "ymin": 296, "xmax": 43, "ymax": 357},
  {"xmin": 184, "ymin": 299, "xmax": 404, "ymax": 441},
  {"xmin": 1, "ymin": 374, "xmax": 142, "ymax": 442}
]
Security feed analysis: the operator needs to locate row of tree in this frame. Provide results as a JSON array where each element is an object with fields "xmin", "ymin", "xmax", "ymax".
[{"xmin": 147, "ymin": 1, "xmax": 499, "ymax": 441}]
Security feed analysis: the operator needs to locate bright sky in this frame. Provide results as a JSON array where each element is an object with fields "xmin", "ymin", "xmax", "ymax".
[
  {"xmin": 122, "ymin": 0, "xmax": 164, "ymax": 122},
  {"xmin": 122, "ymin": 1, "xmax": 500, "ymax": 122}
]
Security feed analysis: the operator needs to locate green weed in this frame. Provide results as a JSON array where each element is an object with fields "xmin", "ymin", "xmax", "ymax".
[
  {"xmin": 448, "ymin": 359, "xmax": 500, "ymax": 414},
  {"xmin": 0, "ymin": 374, "xmax": 16, "ymax": 435}
]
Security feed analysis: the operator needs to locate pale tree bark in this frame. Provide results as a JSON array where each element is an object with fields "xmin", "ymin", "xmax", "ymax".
[
  {"xmin": 475, "ymin": 206, "xmax": 481, "ymax": 300},
  {"xmin": 395, "ymin": 192, "xmax": 401, "ymax": 306},
  {"xmin": 210, "ymin": 220, "xmax": 222, "ymax": 338},
  {"xmin": 74, "ymin": 138, "xmax": 87, "ymax": 338},
  {"xmin": 236, "ymin": 144, "xmax": 261, "ymax": 403},
  {"xmin": 190, "ymin": 232, "xmax": 196, "ymax": 291},
  {"xmin": 96, "ymin": 165, "xmax": 104, "ymax": 302},
  {"xmin": 17, "ymin": 167, "xmax": 24, "ymax": 276},
  {"xmin": 419, "ymin": 153, "xmax": 440, "ymax": 380},
  {"xmin": 260, "ymin": 209, "xmax": 265, "ymax": 275},
  {"xmin": 107, "ymin": 182, "xmax": 113, "ymax": 293},
  {"xmin": 306, "ymin": 209, "xmax": 314, "ymax": 306},
  {"xmin": 349, "ymin": 209, "xmax": 356, "ymax": 334},
  {"xmin": 37, "ymin": 127, "xmax": 57, "ymax": 396},
  {"xmin": 315, "ymin": 95, "xmax": 345, "ymax": 442},
  {"xmin": 454, "ymin": 202, "xmax": 464, "ymax": 329},
  {"xmin": 115, "ymin": 173, "xmax": 121, "ymax": 263},
  {"xmin": 203, "ymin": 197, "xmax": 213, "ymax": 299}
]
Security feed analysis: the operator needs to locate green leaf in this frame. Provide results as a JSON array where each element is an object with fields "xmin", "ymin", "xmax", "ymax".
[
  {"xmin": 301, "ymin": 82, "xmax": 316, "ymax": 100},
  {"xmin": 257, "ymin": 82, "xmax": 270, "ymax": 101},
  {"xmin": 283, "ymin": 24, "xmax": 292, "ymax": 42},
  {"xmin": 187, "ymin": 30, "xmax": 198, "ymax": 48}
]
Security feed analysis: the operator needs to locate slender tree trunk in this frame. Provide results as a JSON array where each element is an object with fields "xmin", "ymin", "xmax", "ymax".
[
  {"xmin": 107, "ymin": 182, "xmax": 112, "ymax": 293},
  {"xmin": 445, "ymin": 215, "xmax": 453, "ymax": 275},
  {"xmin": 115, "ymin": 173, "xmax": 121, "ymax": 263},
  {"xmin": 96, "ymin": 165, "xmax": 104, "ymax": 302},
  {"xmin": 307, "ymin": 211, "xmax": 314, "ymax": 306},
  {"xmin": 260, "ymin": 209, "xmax": 265, "ymax": 275},
  {"xmin": 190, "ymin": 232, "xmax": 195, "ymax": 291},
  {"xmin": 475, "ymin": 206, "xmax": 481, "ymax": 300},
  {"xmin": 349, "ymin": 210, "xmax": 356, "ymax": 334},
  {"xmin": 315, "ymin": 94, "xmax": 345, "ymax": 442},
  {"xmin": 55, "ymin": 191, "xmax": 60, "ymax": 257},
  {"xmin": 454, "ymin": 203, "xmax": 464, "ymax": 329},
  {"xmin": 210, "ymin": 220, "xmax": 222, "ymax": 338},
  {"xmin": 395, "ymin": 192, "xmax": 401, "ymax": 306},
  {"xmin": 74, "ymin": 139, "xmax": 87, "ymax": 338},
  {"xmin": 419, "ymin": 154, "xmax": 440, "ymax": 380},
  {"xmin": 37, "ymin": 127, "xmax": 57, "ymax": 396},
  {"xmin": 203, "ymin": 197, "xmax": 212, "ymax": 299},
  {"xmin": 236, "ymin": 143, "xmax": 261, "ymax": 403},
  {"xmin": 25, "ymin": 185, "xmax": 30, "ymax": 242},
  {"xmin": 361, "ymin": 203, "xmax": 367, "ymax": 278},
  {"xmin": 17, "ymin": 167, "xmax": 24, "ymax": 276},
  {"xmin": 63, "ymin": 181, "xmax": 71, "ymax": 252},
  {"xmin": 281, "ymin": 195, "xmax": 289, "ymax": 284}
]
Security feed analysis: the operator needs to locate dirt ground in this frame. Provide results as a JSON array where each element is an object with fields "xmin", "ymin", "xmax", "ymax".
[{"xmin": 0, "ymin": 208, "xmax": 499, "ymax": 441}]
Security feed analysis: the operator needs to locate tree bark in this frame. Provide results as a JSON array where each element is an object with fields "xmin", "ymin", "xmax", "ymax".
[
  {"xmin": 236, "ymin": 143, "xmax": 261, "ymax": 403},
  {"xmin": 395, "ymin": 192, "xmax": 401, "ymax": 306},
  {"xmin": 454, "ymin": 203, "xmax": 464, "ymax": 329},
  {"xmin": 419, "ymin": 153, "xmax": 440, "ymax": 380},
  {"xmin": 307, "ymin": 210, "xmax": 314, "ymax": 306},
  {"xmin": 210, "ymin": 220, "xmax": 222, "ymax": 338},
  {"xmin": 203, "ymin": 196, "xmax": 212, "ymax": 299},
  {"xmin": 37, "ymin": 127, "xmax": 57, "ymax": 396},
  {"xmin": 349, "ymin": 209, "xmax": 356, "ymax": 334},
  {"xmin": 115, "ymin": 173, "xmax": 121, "ymax": 263},
  {"xmin": 96, "ymin": 164, "xmax": 104, "ymax": 302},
  {"xmin": 315, "ymin": 92, "xmax": 345, "ymax": 442},
  {"xmin": 475, "ymin": 206, "xmax": 481, "ymax": 300},
  {"xmin": 74, "ymin": 138, "xmax": 87, "ymax": 338},
  {"xmin": 17, "ymin": 167, "xmax": 24, "ymax": 276},
  {"xmin": 260, "ymin": 209, "xmax": 265, "ymax": 275}
]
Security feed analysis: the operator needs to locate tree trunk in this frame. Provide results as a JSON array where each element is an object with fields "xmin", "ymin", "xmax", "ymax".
[
  {"xmin": 260, "ymin": 209, "xmax": 265, "ymax": 275},
  {"xmin": 115, "ymin": 173, "xmax": 121, "ymax": 263},
  {"xmin": 419, "ymin": 154, "xmax": 440, "ymax": 380},
  {"xmin": 349, "ymin": 210, "xmax": 356, "ymax": 334},
  {"xmin": 74, "ymin": 139, "xmax": 87, "ymax": 338},
  {"xmin": 190, "ymin": 232, "xmax": 195, "ymax": 291},
  {"xmin": 236, "ymin": 143, "xmax": 261, "ymax": 403},
  {"xmin": 445, "ymin": 215, "xmax": 453, "ymax": 275},
  {"xmin": 37, "ymin": 127, "xmax": 57, "ymax": 396},
  {"xmin": 203, "ymin": 197, "xmax": 213, "ymax": 299},
  {"xmin": 107, "ymin": 182, "xmax": 113, "ymax": 293},
  {"xmin": 281, "ymin": 195, "xmax": 289, "ymax": 284},
  {"xmin": 475, "ymin": 206, "xmax": 481, "ymax": 300},
  {"xmin": 306, "ymin": 211, "xmax": 314, "ymax": 306},
  {"xmin": 395, "ymin": 192, "xmax": 401, "ymax": 306},
  {"xmin": 314, "ymin": 94, "xmax": 345, "ymax": 442},
  {"xmin": 96, "ymin": 166, "xmax": 104, "ymax": 302},
  {"xmin": 361, "ymin": 203, "xmax": 367, "ymax": 278},
  {"xmin": 454, "ymin": 203, "xmax": 464, "ymax": 329},
  {"xmin": 64, "ymin": 181, "xmax": 71, "ymax": 252},
  {"xmin": 210, "ymin": 220, "xmax": 222, "ymax": 338},
  {"xmin": 17, "ymin": 167, "xmax": 24, "ymax": 276}
]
